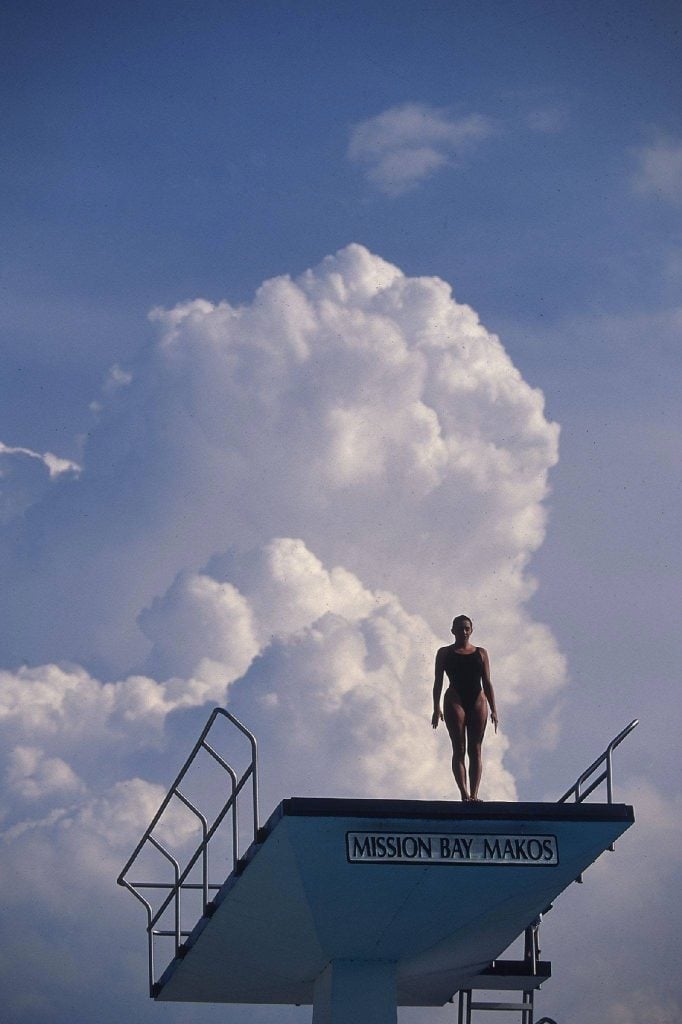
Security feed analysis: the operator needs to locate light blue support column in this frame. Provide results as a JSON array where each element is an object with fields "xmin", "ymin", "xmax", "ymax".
[{"xmin": 312, "ymin": 959, "xmax": 397, "ymax": 1024}]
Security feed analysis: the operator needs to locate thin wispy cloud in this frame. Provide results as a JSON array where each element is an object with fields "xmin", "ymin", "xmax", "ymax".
[
  {"xmin": 0, "ymin": 441, "xmax": 81, "ymax": 522},
  {"xmin": 0, "ymin": 440, "xmax": 80, "ymax": 479},
  {"xmin": 633, "ymin": 137, "xmax": 682, "ymax": 205},
  {"xmin": 348, "ymin": 102, "xmax": 493, "ymax": 195}
]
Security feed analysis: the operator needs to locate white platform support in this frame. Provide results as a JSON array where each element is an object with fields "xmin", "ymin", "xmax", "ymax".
[{"xmin": 313, "ymin": 960, "xmax": 397, "ymax": 1024}]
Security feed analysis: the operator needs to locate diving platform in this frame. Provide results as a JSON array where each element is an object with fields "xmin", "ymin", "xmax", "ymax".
[
  {"xmin": 156, "ymin": 797, "xmax": 632, "ymax": 1008},
  {"xmin": 118, "ymin": 711, "xmax": 637, "ymax": 1023}
]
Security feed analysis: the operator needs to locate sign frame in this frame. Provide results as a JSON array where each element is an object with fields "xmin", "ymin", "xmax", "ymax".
[{"xmin": 346, "ymin": 830, "xmax": 560, "ymax": 866}]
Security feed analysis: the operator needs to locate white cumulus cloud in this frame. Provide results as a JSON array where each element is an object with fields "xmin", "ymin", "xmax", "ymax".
[
  {"xmin": 139, "ymin": 536, "xmax": 516, "ymax": 803},
  {"xmin": 0, "ymin": 244, "xmax": 567, "ymax": 1022},
  {"xmin": 0, "ymin": 245, "xmax": 561, "ymax": 691},
  {"xmin": 5, "ymin": 745, "xmax": 85, "ymax": 802}
]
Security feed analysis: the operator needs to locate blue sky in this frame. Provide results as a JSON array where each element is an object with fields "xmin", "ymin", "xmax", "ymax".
[
  {"xmin": 1, "ymin": 3, "xmax": 681, "ymax": 1023},
  {"xmin": 3, "ymin": 0, "xmax": 679, "ymax": 450}
]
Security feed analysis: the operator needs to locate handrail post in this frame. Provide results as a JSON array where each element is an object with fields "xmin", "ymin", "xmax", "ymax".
[
  {"xmin": 148, "ymin": 835, "xmax": 181, "ymax": 955},
  {"xmin": 524, "ymin": 921, "xmax": 539, "ymax": 974},
  {"xmin": 174, "ymin": 789, "xmax": 210, "ymax": 910},
  {"xmin": 119, "ymin": 878, "xmax": 155, "ymax": 994},
  {"xmin": 251, "ymin": 739, "xmax": 259, "ymax": 839},
  {"xmin": 213, "ymin": 708, "xmax": 260, "ymax": 841},
  {"xmin": 201, "ymin": 740, "xmax": 239, "ymax": 869}
]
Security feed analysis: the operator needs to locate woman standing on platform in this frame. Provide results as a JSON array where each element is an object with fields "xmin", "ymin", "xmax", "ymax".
[{"xmin": 432, "ymin": 615, "xmax": 498, "ymax": 801}]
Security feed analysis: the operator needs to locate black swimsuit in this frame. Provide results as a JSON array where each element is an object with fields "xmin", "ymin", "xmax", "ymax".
[{"xmin": 441, "ymin": 646, "xmax": 484, "ymax": 713}]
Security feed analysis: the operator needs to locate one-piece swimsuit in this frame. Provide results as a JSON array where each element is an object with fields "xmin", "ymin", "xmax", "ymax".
[{"xmin": 442, "ymin": 646, "xmax": 483, "ymax": 714}]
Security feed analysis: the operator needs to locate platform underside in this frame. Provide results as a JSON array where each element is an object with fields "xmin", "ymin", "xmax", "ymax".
[{"xmin": 156, "ymin": 798, "xmax": 633, "ymax": 1007}]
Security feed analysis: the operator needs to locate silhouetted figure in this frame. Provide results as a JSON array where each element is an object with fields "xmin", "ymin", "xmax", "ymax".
[{"xmin": 432, "ymin": 615, "xmax": 498, "ymax": 801}]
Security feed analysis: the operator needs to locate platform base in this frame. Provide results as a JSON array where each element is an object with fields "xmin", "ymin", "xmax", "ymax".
[{"xmin": 313, "ymin": 960, "xmax": 397, "ymax": 1024}]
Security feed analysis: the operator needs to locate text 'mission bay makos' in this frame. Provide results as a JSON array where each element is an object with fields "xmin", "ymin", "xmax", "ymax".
[{"xmin": 346, "ymin": 832, "xmax": 559, "ymax": 865}]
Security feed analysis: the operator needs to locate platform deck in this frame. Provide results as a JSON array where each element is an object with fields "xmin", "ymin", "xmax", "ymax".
[{"xmin": 156, "ymin": 798, "xmax": 633, "ymax": 1007}]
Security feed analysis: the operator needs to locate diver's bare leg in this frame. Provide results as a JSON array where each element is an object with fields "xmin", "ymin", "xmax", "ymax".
[
  {"xmin": 466, "ymin": 694, "xmax": 488, "ymax": 800},
  {"xmin": 445, "ymin": 697, "xmax": 469, "ymax": 801}
]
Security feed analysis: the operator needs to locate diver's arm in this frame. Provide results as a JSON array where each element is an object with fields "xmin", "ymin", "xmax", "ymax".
[
  {"xmin": 432, "ymin": 649, "xmax": 445, "ymax": 728},
  {"xmin": 479, "ymin": 647, "xmax": 498, "ymax": 732}
]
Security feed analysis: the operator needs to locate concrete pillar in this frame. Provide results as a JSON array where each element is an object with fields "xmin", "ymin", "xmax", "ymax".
[{"xmin": 312, "ymin": 959, "xmax": 397, "ymax": 1024}]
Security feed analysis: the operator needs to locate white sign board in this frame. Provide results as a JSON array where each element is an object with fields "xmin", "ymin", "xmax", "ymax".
[{"xmin": 346, "ymin": 831, "xmax": 558, "ymax": 866}]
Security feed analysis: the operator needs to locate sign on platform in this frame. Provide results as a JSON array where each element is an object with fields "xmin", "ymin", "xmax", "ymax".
[{"xmin": 347, "ymin": 831, "xmax": 558, "ymax": 865}]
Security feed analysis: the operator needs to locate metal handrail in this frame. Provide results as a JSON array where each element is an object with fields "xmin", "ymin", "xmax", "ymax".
[
  {"xmin": 148, "ymin": 835, "xmax": 181, "ymax": 950},
  {"xmin": 117, "ymin": 707, "xmax": 259, "ymax": 995},
  {"xmin": 174, "ymin": 789, "xmax": 209, "ymax": 908},
  {"xmin": 202, "ymin": 740, "xmax": 239, "ymax": 867},
  {"xmin": 558, "ymin": 719, "xmax": 638, "ymax": 805},
  {"xmin": 146, "ymin": 764, "xmax": 255, "ymax": 934},
  {"xmin": 119, "ymin": 876, "xmax": 155, "ymax": 987}
]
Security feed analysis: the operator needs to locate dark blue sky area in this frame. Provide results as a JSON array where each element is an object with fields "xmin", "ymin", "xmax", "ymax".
[{"xmin": 2, "ymin": 3, "xmax": 679, "ymax": 372}]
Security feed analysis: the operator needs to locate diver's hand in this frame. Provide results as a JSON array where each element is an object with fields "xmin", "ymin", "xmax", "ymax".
[
  {"xmin": 431, "ymin": 709, "xmax": 443, "ymax": 729},
  {"xmin": 490, "ymin": 710, "xmax": 499, "ymax": 733}
]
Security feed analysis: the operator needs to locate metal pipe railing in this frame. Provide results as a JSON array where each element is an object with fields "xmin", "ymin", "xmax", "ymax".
[
  {"xmin": 202, "ymin": 740, "xmax": 239, "ymax": 869},
  {"xmin": 117, "ymin": 707, "xmax": 259, "ymax": 995},
  {"xmin": 558, "ymin": 719, "xmax": 638, "ymax": 805},
  {"xmin": 147, "ymin": 763, "xmax": 256, "ymax": 933},
  {"xmin": 147, "ymin": 835, "xmax": 181, "ymax": 952},
  {"xmin": 119, "ymin": 876, "xmax": 155, "ymax": 987}
]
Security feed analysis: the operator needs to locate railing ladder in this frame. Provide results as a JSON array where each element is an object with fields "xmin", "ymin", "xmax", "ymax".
[{"xmin": 117, "ymin": 707, "xmax": 260, "ymax": 996}]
